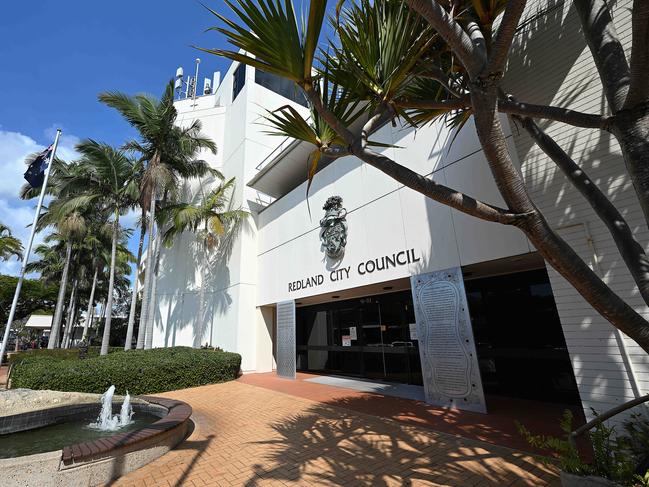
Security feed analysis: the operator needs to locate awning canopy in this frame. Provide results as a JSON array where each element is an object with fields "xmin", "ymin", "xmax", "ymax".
[
  {"xmin": 24, "ymin": 314, "xmax": 53, "ymax": 329},
  {"xmin": 247, "ymin": 139, "xmax": 335, "ymax": 199}
]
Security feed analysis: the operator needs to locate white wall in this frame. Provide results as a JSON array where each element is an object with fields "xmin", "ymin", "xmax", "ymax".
[
  {"xmin": 256, "ymin": 115, "xmax": 532, "ymax": 306},
  {"xmin": 152, "ymin": 61, "xmax": 308, "ymax": 373},
  {"xmin": 504, "ymin": 0, "xmax": 648, "ymax": 423}
]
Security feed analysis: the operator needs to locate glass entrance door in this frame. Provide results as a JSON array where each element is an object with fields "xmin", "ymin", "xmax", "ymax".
[{"xmin": 296, "ymin": 290, "xmax": 423, "ymax": 385}]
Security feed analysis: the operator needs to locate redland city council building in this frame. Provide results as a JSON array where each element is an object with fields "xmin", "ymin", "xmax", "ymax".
[{"xmin": 150, "ymin": 0, "xmax": 647, "ymax": 423}]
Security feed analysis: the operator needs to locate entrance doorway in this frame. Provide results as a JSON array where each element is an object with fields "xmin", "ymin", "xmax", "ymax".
[
  {"xmin": 465, "ymin": 268, "xmax": 580, "ymax": 404},
  {"xmin": 294, "ymin": 264, "xmax": 580, "ymax": 405},
  {"xmin": 295, "ymin": 290, "xmax": 422, "ymax": 385}
]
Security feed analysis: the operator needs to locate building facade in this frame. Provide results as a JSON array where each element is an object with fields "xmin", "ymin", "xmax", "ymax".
[{"xmin": 153, "ymin": 0, "xmax": 647, "ymax": 423}]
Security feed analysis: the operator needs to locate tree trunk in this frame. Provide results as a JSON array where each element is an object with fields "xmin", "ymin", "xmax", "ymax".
[
  {"xmin": 124, "ymin": 215, "xmax": 146, "ymax": 350},
  {"xmin": 98, "ymin": 299, "xmax": 107, "ymax": 339},
  {"xmin": 48, "ymin": 241, "xmax": 73, "ymax": 349},
  {"xmin": 521, "ymin": 116, "xmax": 649, "ymax": 307},
  {"xmin": 613, "ymin": 110, "xmax": 649, "ymax": 229},
  {"xmin": 470, "ymin": 87, "xmax": 649, "ymax": 353},
  {"xmin": 61, "ymin": 279, "xmax": 78, "ymax": 348},
  {"xmin": 100, "ymin": 214, "xmax": 119, "ymax": 356},
  {"xmin": 137, "ymin": 181, "xmax": 157, "ymax": 350},
  {"xmin": 144, "ymin": 230, "xmax": 162, "ymax": 350},
  {"xmin": 82, "ymin": 267, "xmax": 99, "ymax": 341}
]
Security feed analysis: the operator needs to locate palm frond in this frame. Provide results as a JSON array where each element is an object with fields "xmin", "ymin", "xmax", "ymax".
[{"xmin": 200, "ymin": 0, "xmax": 326, "ymax": 85}]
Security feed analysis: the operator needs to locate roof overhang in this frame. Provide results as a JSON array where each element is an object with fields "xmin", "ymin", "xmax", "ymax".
[
  {"xmin": 247, "ymin": 138, "xmax": 337, "ymax": 199},
  {"xmin": 247, "ymin": 110, "xmax": 377, "ymax": 201}
]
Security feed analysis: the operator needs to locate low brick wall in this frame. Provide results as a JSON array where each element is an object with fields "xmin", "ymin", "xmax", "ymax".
[
  {"xmin": 61, "ymin": 397, "xmax": 191, "ymax": 465},
  {"xmin": 0, "ymin": 396, "xmax": 193, "ymax": 487}
]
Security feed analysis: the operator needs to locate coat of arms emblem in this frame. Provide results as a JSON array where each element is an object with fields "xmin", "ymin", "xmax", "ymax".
[{"xmin": 320, "ymin": 196, "xmax": 348, "ymax": 259}]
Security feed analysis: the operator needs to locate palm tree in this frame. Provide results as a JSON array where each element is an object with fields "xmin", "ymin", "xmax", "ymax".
[
  {"xmin": 99, "ymin": 81, "xmax": 217, "ymax": 350},
  {"xmin": 87, "ymin": 237, "xmax": 135, "ymax": 345},
  {"xmin": 123, "ymin": 212, "xmax": 145, "ymax": 350},
  {"xmin": 0, "ymin": 223, "xmax": 23, "ymax": 262},
  {"xmin": 35, "ymin": 201, "xmax": 88, "ymax": 349},
  {"xmin": 20, "ymin": 156, "xmax": 87, "ymax": 349},
  {"xmin": 158, "ymin": 177, "xmax": 249, "ymax": 345},
  {"xmin": 80, "ymin": 228, "xmax": 109, "ymax": 342},
  {"xmin": 25, "ymin": 239, "xmax": 65, "ymax": 284},
  {"xmin": 58, "ymin": 140, "xmax": 138, "ymax": 355},
  {"xmin": 161, "ymin": 177, "xmax": 249, "ymax": 251}
]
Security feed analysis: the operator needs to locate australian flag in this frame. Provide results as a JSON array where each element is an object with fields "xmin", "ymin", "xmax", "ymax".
[{"xmin": 23, "ymin": 145, "xmax": 53, "ymax": 188}]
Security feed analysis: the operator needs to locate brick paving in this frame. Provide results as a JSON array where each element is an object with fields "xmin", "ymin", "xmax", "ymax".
[
  {"xmin": 0, "ymin": 365, "xmax": 7, "ymax": 389},
  {"xmin": 239, "ymin": 372, "xmax": 583, "ymax": 453},
  {"xmin": 111, "ymin": 379, "xmax": 560, "ymax": 487}
]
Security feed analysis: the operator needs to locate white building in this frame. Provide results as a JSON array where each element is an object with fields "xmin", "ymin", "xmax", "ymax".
[{"xmin": 152, "ymin": 0, "xmax": 647, "ymax": 424}]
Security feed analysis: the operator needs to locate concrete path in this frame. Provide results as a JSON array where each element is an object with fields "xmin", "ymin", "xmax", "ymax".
[{"xmin": 111, "ymin": 380, "xmax": 559, "ymax": 487}]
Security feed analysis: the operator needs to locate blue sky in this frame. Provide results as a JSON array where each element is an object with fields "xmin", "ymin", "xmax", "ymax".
[{"xmin": 0, "ymin": 0, "xmax": 234, "ymax": 277}]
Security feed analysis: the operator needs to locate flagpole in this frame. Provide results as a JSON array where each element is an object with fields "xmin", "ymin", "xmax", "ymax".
[{"xmin": 0, "ymin": 129, "xmax": 62, "ymax": 368}]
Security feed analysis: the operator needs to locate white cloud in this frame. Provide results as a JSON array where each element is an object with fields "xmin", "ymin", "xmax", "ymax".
[
  {"xmin": 0, "ymin": 128, "xmax": 80, "ymax": 200},
  {"xmin": 0, "ymin": 128, "xmax": 141, "ymax": 282},
  {"xmin": 0, "ymin": 128, "xmax": 79, "ymax": 276},
  {"xmin": 120, "ymin": 208, "xmax": 140, "ymax": 232},
  {"xmin": 0, "ymin": 198, "xmax": 42, "ymax": 276},
  {"xmin": 0, "ymin": 130, "xmax": 40, "ymax": 199},
  {"xmin": 44, "ymin": 125, "xmax": 80, "ymax": 163}
]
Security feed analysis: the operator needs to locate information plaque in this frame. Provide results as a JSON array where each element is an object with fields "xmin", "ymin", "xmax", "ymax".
[
  {"xmin": 411, "ymin": 267, "xmax": 487, "ymax": 413},
  {"xmin": 276, "ymin": 300, "xmax": 296, "ymax": 379}
]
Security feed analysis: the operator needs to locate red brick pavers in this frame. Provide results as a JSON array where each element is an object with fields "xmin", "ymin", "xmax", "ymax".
[
  {"xmin": 239, "ymin": 372, "xmax": 584, "ymax": 453},
  {"xmin": 111, "ymin": 379, "xmax": 559, "ymax": 487},
  {"xmin": 0, "ymin": 365, "xmax": 8, "ymax": 389}
]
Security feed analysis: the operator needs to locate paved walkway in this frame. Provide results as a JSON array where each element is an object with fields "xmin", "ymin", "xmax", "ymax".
[
  {"xmin": 0, "ymin": 365, "xmax": 8, "ymax": 390},
  {"xmin": 111, "ymin": 378, "xmax": 560, "ymax": 487},
  {"xmin": 239, "ymin": 372, "xmax": 582, "ymax": 454}
]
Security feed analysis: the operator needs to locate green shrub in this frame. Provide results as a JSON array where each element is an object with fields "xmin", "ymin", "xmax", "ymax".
[
  {"xmin": 10, "ymin": 347, "xmax": 242, "ymax": 395},
  {"xmin": 8, "ymin": 346, "xmax": 121, "ymax": 365},
  {"xmin": 517, "ymin": 408, "xmax": 649, "ymax": 487}
]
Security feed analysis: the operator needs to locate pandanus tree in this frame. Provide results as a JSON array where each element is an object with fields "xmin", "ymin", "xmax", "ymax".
[
  {"xmin": 0, "ymin": 223, "xmax": 23, "ymax": 262},
  {"xmin": 98, "ymin": 81, "xmax": 217, "ymax": 350},
  {"xmin": 204, "ymin": 0, "xmax": 649, "ymax": 353},
  {"xmin": 57, "ymin": 140, "xmax": 138, "ymax": 355}
]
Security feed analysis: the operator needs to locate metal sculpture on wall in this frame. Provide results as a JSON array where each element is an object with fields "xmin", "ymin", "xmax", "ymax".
[
  {"xmin": 410, "ymin": 267, "xmax": 487, "ymax": 413},
  {"xmin": 276, "ymin": 300, "xmax": 296, "ymax": 379},
  {"xmin": 320, "ymin": 196, "xmax": 347, "ymax": 259}
]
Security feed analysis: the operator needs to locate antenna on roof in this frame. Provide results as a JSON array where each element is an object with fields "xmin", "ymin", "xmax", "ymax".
[
  {"xmin": 174, "ymin": 67, "xmax": 184, "ymax": 99},
  {"xmin": 192, "ymin": 58, "xmax": 201, "ymax": 103}
]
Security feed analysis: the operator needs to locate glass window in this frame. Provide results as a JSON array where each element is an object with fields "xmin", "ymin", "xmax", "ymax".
[
  {"xmin": 255, "ymin": 69, "xmax": 308, "ymax": 107},
  {"xmin": 232, "ymin": 64, "xmax": 246, "ymax": 102}
]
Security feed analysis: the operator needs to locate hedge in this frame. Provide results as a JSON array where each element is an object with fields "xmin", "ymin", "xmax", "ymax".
[
  {"xmin": 8, "ymin": 346, "xmax": 122, "ymax": 365},
  {"xmin": 10, "ymin": 347, "xmax": 242, "ymax": 395}
]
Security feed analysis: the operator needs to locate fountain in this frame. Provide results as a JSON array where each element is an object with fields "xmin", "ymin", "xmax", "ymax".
[
  {"xmin": 88, "ymin": 385, "xmax": 133, "ymax": 431},
  {"xmin": 0, "ymin": 387, "xmax": 192, "ymax": 487}
]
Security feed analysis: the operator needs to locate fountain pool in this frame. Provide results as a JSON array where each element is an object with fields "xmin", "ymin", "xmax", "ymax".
[
  {"xmin": 0, "ymin": 412, "xmax": 159, "ymax": 459},
  {"xmin": 0, "ymin": 385, "xmax": 157, "ymax": 458},
  {"xmin": 0, "ymin": 387, "xmax": 193, "ymax": 487}
]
